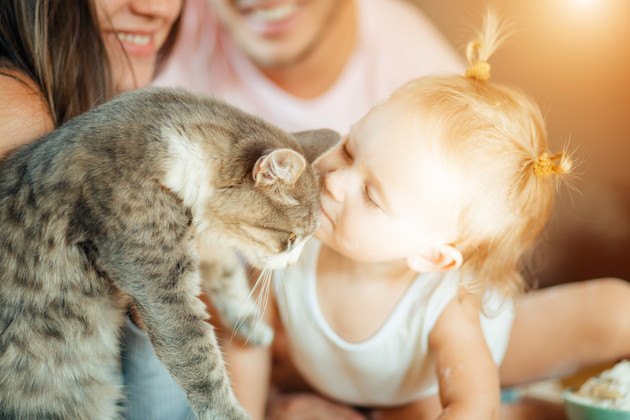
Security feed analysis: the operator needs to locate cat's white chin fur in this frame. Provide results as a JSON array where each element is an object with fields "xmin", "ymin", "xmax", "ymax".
[{"xmin": 262, "ymin": 238, "xmax": 308, "ymax": 270}]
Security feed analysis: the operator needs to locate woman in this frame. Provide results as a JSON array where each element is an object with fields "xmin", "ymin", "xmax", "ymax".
[
  {"xmin": 0, "ymin": 0, "xmax": 182, "ymax": 155},
  {"xmin": 0, "ymin": 1, "xmax": 185, "ymax": 417}
]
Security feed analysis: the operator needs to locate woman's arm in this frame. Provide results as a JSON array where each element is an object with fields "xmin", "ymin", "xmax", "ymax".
[
  {"xmin": 0, "ymin": 70, "xmax": 53, "ymax": 156},
  {"xmin": 429, "ymin": 293, "xmax": 500, "ymax": 420}
]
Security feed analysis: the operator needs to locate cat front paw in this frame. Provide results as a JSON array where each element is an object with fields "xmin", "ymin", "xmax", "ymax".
[
  {"xmin": 197, "ymin": 405, "xmax": 250, "ymax": 420},
  {"xmin": 231, "ymin": 315, "xmax": 274, "ymax": 347}
]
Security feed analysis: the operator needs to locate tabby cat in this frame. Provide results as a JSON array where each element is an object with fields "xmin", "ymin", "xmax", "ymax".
[{"xmin": 0, "ymin": 87, "xmax": 339, "ymax": 419}]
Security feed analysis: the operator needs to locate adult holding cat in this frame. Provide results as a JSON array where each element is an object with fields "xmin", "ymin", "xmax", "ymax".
[
  {"xmin": 0, "ymin": 0, "xmax": 184, "ymax": 417},
  {"xmin": 0, "ymin": 0, "xmax": 182, "ymax": 156},
  {"xmin": 154, "ymin": 0, "xmax": 463, "ymax": 133}
]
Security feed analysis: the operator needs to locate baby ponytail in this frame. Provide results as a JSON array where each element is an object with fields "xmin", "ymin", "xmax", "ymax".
[
  {"xmin": 464, "ymin": 9, "xmax": 505, "ymax": 82},
  {"xmin": 532, "ymin": 151, "xmax": 573, "ymax": 177},
  {"xmin": 391, "ymin": 8, "xmax": 575, "ymax": 299}
]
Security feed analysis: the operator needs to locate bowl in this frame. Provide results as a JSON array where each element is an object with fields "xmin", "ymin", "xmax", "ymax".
[{"xmin": 564, "ymin": 390, "xmax": 630, "ymax": 420}]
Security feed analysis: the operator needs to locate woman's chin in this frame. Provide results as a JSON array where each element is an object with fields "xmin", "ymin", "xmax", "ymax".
[{"xmin": 114, "ymin": 69, "xmax": 154, "ymax": 93}]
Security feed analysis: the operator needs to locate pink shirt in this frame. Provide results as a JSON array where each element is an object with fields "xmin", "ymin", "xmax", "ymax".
[{"xmin": 154, "ymin": 0, "xmax": 463, "ymax": 134}]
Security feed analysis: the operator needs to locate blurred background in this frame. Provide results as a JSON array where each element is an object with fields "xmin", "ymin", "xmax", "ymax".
[{"xmin": 411, "ymin": 0, "xmax": 630, "ymax": 287}]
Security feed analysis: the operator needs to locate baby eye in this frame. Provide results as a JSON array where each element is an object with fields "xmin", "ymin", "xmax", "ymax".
[
  {"xmin": 342, "ymin": 142, "xmax": 352, "ymax": 160},
  {"xmin": 363, "ymin": 185, "xmax": 380, "ymax": 209}
]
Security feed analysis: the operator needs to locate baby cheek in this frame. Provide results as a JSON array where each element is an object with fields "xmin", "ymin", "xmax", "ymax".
[
  {"xmin": 338, "ymin": 205, "xmax": 380, "ymax": 247},
  {"xmin": 389, "ymin": 217, "xmax": 426, "ymax": 248}
]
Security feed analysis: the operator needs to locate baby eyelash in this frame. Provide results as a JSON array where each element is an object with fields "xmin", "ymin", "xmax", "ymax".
[
  {"xmin": 342, "ymin": 143, "xmax": 352, "ymax": 160},
  {"xmin": 363, "ymin": 185, "xmax": 379, "ymax": 208}
]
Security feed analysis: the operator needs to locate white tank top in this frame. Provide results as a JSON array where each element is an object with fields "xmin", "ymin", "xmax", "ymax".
[{"xmin": 274, "ymin": 240, "xmax": 514, "ymax": 406}]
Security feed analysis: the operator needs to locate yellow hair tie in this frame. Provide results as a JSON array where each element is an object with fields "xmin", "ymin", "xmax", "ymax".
[
  {"xmin": 465, "ymin": 60, "xmax": 491, "ymax": 81},
  {"xmin": 465, "ymin": 40, "xmax": 491, "ymax": 81},
  {"xmin": 533, "ymin": 152, "xmax": 555, "ymax": 176}
]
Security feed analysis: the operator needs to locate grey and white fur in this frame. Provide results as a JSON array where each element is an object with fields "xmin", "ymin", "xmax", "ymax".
[{"xmin": 0, "ymin": 87, "xmax": 339, "ymax": 420}]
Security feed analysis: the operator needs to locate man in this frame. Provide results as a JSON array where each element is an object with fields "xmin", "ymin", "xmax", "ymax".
[{"xmin": 155, "ymin": 0, "xmax": 462, "ymax": 133}]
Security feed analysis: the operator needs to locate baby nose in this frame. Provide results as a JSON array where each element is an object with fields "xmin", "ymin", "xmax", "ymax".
[{"xmin": 324, "ymin": 168, "xmax": 353, "ymax": 202}]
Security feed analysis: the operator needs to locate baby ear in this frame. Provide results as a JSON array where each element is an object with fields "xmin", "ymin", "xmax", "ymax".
[
  {"xmin": 253, "ymin": 149, "xmax": 306, "ymax": 187},
  {"xmin": 406, "ymin": 244, "xmax": 463, "ymax": 273},
  {"xmin": 292, "ymin": 129, "xmax": 341, "ymax": 163}
]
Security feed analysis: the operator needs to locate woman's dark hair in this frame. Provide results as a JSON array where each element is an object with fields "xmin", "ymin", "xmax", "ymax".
[{"xmin": 0, "ymin": 0, "xmax": 182, "ymax": 127}]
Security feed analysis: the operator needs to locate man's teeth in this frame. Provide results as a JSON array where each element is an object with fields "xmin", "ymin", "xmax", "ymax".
[
  {"xmin": 116, "ymin": 32, "xmax": 151, "ymax": 46},
  {"xmin": 250, "ymin": 3, "xmax": 298, "ymax": 23}
]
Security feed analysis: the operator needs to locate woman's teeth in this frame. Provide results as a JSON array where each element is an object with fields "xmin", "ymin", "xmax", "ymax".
[
  {"xmin": 116, "ymin": 32, "xmax": 151, "ymax": 46},
  {"xmin": 249, "ymin": 3, "xmax": 298, "ymax": 23}
]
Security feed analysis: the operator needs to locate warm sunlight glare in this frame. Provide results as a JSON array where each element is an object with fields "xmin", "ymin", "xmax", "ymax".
[{"xmin": 568, "ymin": 0, "xmax": 602, "ymax": 10}]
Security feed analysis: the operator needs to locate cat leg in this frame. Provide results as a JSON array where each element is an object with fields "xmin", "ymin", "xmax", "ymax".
[
  {"xmin": 198, "ymin": 243, "xmax": 273, "ymax": 347},
  {"xmin": 128, "ymin": 266, "xmax": 249, "ymax": 420},
  {"xmin": 98, "ymin": 239, "xmax": 249, "ymax": 419}
]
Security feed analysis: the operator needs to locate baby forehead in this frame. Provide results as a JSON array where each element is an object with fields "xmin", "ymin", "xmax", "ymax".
[
  {"xmin": 352, "ymin": 108, "xmax": 445, "ymax": 169},
  {"xmin": 365, "ymin": 117, "xmax": 440, "ymax": 162},
  {"xmin": 371, "ymin": 140, "xmax": 461, "ymax": 210},
  {"xmin": 366, "ymin": 95, "xmax": 441, "ymax": 135}
]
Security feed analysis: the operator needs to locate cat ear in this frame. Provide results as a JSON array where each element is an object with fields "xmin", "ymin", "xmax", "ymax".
[
  {"xmin": 253, "ymin": 149, "xmax": 306, "ymax": 187},
  {"xmin": 292, "ymin": 129, "xmax": 341, "ymax": 164}
]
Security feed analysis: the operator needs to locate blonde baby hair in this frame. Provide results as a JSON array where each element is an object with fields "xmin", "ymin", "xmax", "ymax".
[{"xmin": 392, "ymin": 9, "xmax": 572, "ymax": 299}]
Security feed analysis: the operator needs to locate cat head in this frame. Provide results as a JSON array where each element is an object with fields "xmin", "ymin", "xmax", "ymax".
[{"xmin": 203, "ymin": 128, "xmax": 340, "ymax": 270}]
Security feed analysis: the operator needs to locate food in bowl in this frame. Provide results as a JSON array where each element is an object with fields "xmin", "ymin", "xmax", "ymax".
[{"xmin": 572, "ymin": 360, "xmax": 630, "ymax": 411}]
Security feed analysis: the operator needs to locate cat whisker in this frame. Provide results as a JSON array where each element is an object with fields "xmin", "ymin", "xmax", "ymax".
[
  {"xmin": 248, "ymin": 267, "xmax": 267, "ymax": 306},
  {"xmin": 275, "ymin": 269, "xmax": 297, "ymax": 331},
  {"xmin": 229, "ymin": 266, "xmax": 271, "ymax": 348},
  {"xmin": 243, "ymin": 267, "xmax": 273, "ymax": 347},
  {"xmin": 249, "ymin": 267, "xmax": 270, "ymax": 324},
  {"xmin": 244, "ymin": 268, "xmax": 274, "ymax": 346},
  {"xmin": 260, "ymin": 267, "xmax": 273, "ymax": 323}
]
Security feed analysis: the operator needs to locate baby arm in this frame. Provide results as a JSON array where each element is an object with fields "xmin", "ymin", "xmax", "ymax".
[{"xmin": 429, "ymin": 293, "xmax": 500, "ymax": 420}]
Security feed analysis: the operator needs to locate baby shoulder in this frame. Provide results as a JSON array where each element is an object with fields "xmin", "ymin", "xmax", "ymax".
[{"xmin": 429, "ymin": 292, "xmax": 484, "ymax": 351}]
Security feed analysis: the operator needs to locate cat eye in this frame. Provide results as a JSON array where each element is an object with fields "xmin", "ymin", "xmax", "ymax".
[{"xmin": 286, "ymin": 233, "xmax": 297, "ymax": 249}]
